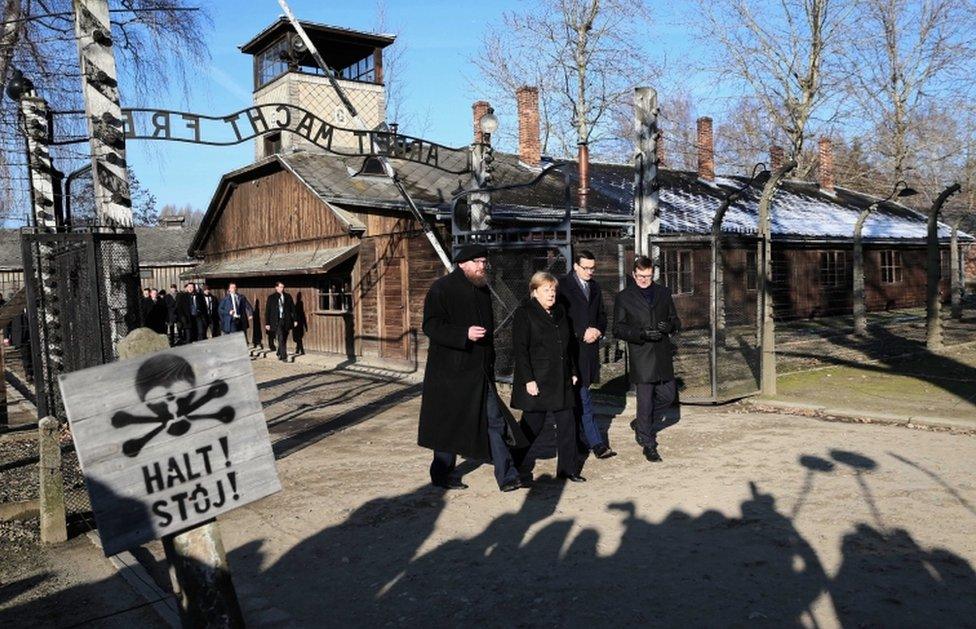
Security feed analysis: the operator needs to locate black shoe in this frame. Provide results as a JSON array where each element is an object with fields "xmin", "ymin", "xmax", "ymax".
[
  {"xmin": 556, "ymin": 473, "xmax": 587, "ymax": 483},
  {"xmin": 500, "ymin": 478, "xmax": 523, "ymax": 492},
  {"xmin": 432, "ymin": 478, "xmax": 468, "ymax": 490},
  {"xmin": 593, "ymin": 444, "xmax": 617, "ymax": 459},
  {"xmin": 643, "ymin": 446, "xmax": 662, "ymax": 462}
]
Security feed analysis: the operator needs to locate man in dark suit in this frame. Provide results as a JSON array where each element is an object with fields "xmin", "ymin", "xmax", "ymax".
[
  {"xmin": 164, "ymin": 284, "xmax": 179, "ymax": 346},
  {"xmin": 139, "ymin": 287, "xmax": 153, "ymax": 326},
  {"xmin": 218, "ymin": 282, "xmax": 253, "ymax": 334},
  {"xmin": 558, "ymin": 249, "xmax": 615, "ymax": 459},
  {"xmin": 201, "ymin": 285, "xmax": 220, "ymax": 338},
  {"xmin": 146, "ymin": 288, "xmax": 169, "ymax": 334},
  {"xmin": 265, "ymin": 281, "xmax": 297, "ymax": 361},
  {"xmin": 175, "ymin": 282, "xmax": 206, "ymax": 344},
  {"xmin": 612, "ymin": 255, "xmax": 681, "ymax": 462}
]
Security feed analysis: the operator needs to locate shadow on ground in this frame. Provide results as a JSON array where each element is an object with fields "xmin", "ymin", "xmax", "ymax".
[{"xmin": 4, "ymin": 448, "xmax": 974, "ymax": 627}]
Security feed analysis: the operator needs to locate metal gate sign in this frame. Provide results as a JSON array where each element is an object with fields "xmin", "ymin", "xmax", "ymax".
[{"xmin": 59, "ymin": 334, "xmax": 280, "ymax": 556}]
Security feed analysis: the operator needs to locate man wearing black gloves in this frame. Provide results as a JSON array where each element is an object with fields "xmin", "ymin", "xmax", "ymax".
[{"xmin": 612, "ymin": 255, "xmax": 681, "ymax": 462}]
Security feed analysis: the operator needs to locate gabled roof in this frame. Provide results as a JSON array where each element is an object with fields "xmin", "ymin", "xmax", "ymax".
[
  {"xmin": 189, "ymin": 156, "xmax": 368, "ymax": 256},
  {"xmin": 0, "ymin": 226, "xmax": 197, "ymax": 270}
]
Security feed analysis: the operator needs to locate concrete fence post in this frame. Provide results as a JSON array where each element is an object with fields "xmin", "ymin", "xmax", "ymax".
[{"xmin": 38, "ymin": 415, "xmax": 68, "ymax": 544}]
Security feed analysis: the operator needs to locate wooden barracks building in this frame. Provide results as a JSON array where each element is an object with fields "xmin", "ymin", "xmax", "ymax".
[{"xmin": 188, "ymin": 18, "xmax": 972, "ymax": 364}]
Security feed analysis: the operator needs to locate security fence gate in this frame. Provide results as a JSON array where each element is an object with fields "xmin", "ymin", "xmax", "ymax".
[
  {"xmin": 646, "ymin": 233, "xmax": 763, "ymax": 402},
  {"xmin": 21, "ymin": 227, "xmax": 141, "ymax": 418}
]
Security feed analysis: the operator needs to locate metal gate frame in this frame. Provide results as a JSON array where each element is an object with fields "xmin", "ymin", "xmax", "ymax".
[
  {"xmin": 649, "ymin": 232, "xmax": 762, "ymax": 403},
  {"xmin": 21, "ymin": 226, "xmax": 140, "ymax": 418}
]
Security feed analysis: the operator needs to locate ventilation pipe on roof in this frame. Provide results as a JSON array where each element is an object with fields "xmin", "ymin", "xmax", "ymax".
[
  {"xmin": 472, "ymin": 100, "xmax": 490, "ymax": 144},
  {"xmin": 516, "ymin": 86, "xmax": 541, "ymax": 167},
  {"xmin": 697, "ymin": 117, "xmax": 715, "ymax": 181}
]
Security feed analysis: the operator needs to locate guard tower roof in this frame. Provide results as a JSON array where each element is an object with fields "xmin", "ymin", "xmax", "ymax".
[{"xmin": 240, "ymin": 17, "xmax": 395, "ymax": 57}]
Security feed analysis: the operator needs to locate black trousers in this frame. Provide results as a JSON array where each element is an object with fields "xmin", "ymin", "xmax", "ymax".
[
  {"xmin": 634, "ymin": 379, "xmax": 677, "ymax": 447},
  {"xmin": 515, "ymin": 408, "xmax": 582, "ymax": 477},
  {"xmin": 275, "ymin": 324, "xmax": 289, "ymax": 360},
  {"xmin": 430, "ymin": 383, "xmax": 518, "ymax": 488}
]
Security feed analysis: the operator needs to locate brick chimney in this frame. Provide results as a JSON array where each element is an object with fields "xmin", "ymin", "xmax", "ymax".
[
  {"xmin": 656, "ymin": 129, "xmax": 666, "ymax": 168},
  {"xmin": 770, "ymin": 145, "xmax": 785, "ymax": 172},
  {"xmin": 159, "ymin": 215, "xmax": 185, "ymax": 230},
  {"xmin": 818, "ymin": 137, "xmax": 835, "ymax": 193},
  {"xmin": 472, "ymin": 100, "xmax": 490, "ymax": 144},
  {"xmin": 697, "ymin": 117, "xmax": 714, "ymax": 181},
  {"xmin": 516, "ymin": 86, "xmax": 541, "ymax": 167}
]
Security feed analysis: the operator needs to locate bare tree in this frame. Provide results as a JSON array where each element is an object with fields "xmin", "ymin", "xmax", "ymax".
[
  {"xmin": 0, "ymin": 0, "xmax": 210, "ymax": 221},
  {"xmin": 844, "ymin": 0, "xmax": 976, "ymax": 183},
  {"xmin": 696, "ymin": 0, "xmax": 850, "ymax": 177},
  {"xmin": 472, "ymin": 0, "xmax": 657, "ymax": 159}
]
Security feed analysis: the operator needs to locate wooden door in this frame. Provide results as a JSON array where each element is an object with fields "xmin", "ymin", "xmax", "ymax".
[{"xmin": 380, "ymin": 241, "xmax": 409, "ymax": 361}]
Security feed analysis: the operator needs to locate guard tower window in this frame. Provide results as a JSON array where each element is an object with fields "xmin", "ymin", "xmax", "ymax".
[
  {"xmin": 255, "ymin": 37, "xmax": 290, "ymax": 88},
  {"xmin": 339, "ymin": 54, "xmax": 375, "ymax": 83}
]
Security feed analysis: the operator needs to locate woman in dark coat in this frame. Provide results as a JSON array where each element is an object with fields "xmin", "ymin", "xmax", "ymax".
[{"xmin": 511, "ymin": 271, "xmax": 586, "ymax": 482}]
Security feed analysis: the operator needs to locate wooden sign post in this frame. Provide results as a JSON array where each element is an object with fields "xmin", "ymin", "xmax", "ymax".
[{"xmin": 59, "ymin": 333, "xmax": 280, "ymax": 626}]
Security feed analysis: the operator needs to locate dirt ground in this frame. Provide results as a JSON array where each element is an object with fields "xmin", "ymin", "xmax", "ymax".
[{"xmin": 3, "ymin": 356, "xmax": 975, "ymax": 627}]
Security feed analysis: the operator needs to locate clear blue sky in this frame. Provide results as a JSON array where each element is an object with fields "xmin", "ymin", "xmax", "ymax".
[{"xmin": 123, "ymin": 0, "xmax": 702, "ymax": 212}]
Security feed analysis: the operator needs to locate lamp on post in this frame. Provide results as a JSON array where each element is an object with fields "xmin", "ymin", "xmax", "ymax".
[
  {"xmin": 852, "ymin": 180, "xmax": 917, "ymax": 335},
  {"xmin": 470, "ymin": 107, "xmax": 498, "ymax": 232}
]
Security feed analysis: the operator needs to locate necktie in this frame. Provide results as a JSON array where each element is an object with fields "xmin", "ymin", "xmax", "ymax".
[
  {"xmin": 580, "ymin": 278, "xmax": 590, "ymax": 300},
  {"xmin": 232, "ymin": 294, "xmax": 238, "ymax": 315},
  {"xmin": 279, "ymin": 297, "xmax": 284, "ymax": 321}
]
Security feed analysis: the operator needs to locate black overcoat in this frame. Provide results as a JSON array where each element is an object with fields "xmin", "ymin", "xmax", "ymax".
[
  {"xmin": 510, "ymin": 299, "xmax": 577, "ymax": 412},
  {"xmin": 557, "ymin": 272, "xmax": 607, "ymax": 386},
  {"xmin": 418, "ymin": 268, "xmax": 525, "ymax": 461},
  {"xmin": 175, "ymin": 291, "xmax": 205, "ymax": 327},
  {"xmin": 613, "ymin": 282, "xmax": 681, "ymax": 384},
  {"xmin": 265, "ymin": 292, "xmax": 296, "ymax": 329}
]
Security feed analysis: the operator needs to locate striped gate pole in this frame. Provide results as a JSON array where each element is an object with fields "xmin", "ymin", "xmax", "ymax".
[
  {"xmin": 73, "ymin": 0, "xmax": 140, "ymax": 357},
  {"xmin": 72, "ymin": 0, "xmax": 132, "ymax": 227},
  {"xmin": 19, "ymin": 91, "xmax": 64, "ymax": 417}
]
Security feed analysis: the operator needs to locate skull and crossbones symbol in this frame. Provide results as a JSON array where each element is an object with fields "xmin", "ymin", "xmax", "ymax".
[{"xmin": 111, "ymin": 354, "xmax": 236, "ymax": 458}]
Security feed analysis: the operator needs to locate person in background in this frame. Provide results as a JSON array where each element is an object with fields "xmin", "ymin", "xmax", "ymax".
[
  {"xmin": 146, "ymin": 288, "xmax": 168, "ymax": 334},
  {"xmin": 176, "ymin": 282, "xmax": 205, "ymax": 344},
  {"xmin": 202, "ymin": 285, "xmax": 220, "ymax": 338},
  {"xmin": 165, "ymin": 284, "xmax": 179, "ymax": 346},
  {"xmin": 265, "ymin": 281, "xmax": 297, "ymax": 361},
  {"xmin": 218, "ymin": 282, "xmax": 253, "ymax": 335},
  {"xmin": 558, "ymin": 249, "xmax": 615, "ymax": 460},
  {"xmin": 612, "ymin": 255, "xmax": 681, "ymax": 463},
  {"xmin": 293, "ymin": 292, "xmax": 308, "ymax": 356},
  {"xmin": 511, "ymin": 271, "xmax": 586, "ymax": 483},
  {"xmin": 139, "ymin": 287, "xmax": 153, "ymax": 327}
]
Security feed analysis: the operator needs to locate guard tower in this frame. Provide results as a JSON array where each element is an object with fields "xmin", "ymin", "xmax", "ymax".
[{"xmin": 241, "ymin": 18, "xmax": 395, "ymax": 159}]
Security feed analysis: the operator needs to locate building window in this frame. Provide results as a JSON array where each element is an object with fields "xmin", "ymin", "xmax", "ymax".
[
  {"xmin": 255, "ymin": 37, "xmax": 290, "ymax": 88},
  {"xmin": 318, "ymin": 276, "xmax": 352, "ymax": 313},
  {"xmin": 264, "ymin": 132, "xmax": 282, "ymax": 156},
  {"xmin": 819, "ymin": 250, "xmax": 847, "ymax": 287},
  {"xmin": 880, "ymin": 250, "xmax": 903, "ymax": 284},
  {"xmin": 338, "ymin": 54, "xmax": 375, "ymax": 83},
  {"xmin": 661, "ymin": 250, "xmax": 693, "ymax": 294},
  {"xmin": 940, "ymin": 250, "xmax": 951, "ymax": 279},
  {"xmin": 745, "ymin": 250, "xmax": 758, "ymax": 291},
  {"xmin": 139, "ymin": 269, "xmax": 153, "ymax": 279}
]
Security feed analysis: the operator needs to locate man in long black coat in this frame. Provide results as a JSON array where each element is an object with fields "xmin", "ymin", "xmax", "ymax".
[
  {"xmin": 558, "ymin": 249, "xmax": 615, "ymax": 459},
  {"xmin": 175, "ymin": 282, "xmax": 206, "ymax": 344},
  {"xmin": 613, "ymin": 255, "xmax": 681, "ymax": 462},
  {"xmin": 418, "ymin": 244, "xmax": 526, "ymax": 492},
  {"xmin": 265, "ymin": 281, "xmax": 297, "ymax": 361}
]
